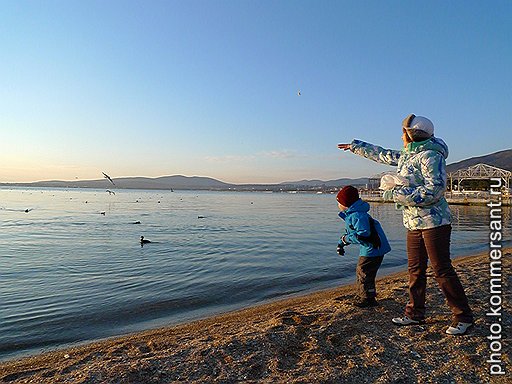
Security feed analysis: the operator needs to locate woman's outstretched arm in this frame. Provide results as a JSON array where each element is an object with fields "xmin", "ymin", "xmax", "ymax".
[{"xmin": 338, "ymin": 139, "xmax": 401, "ymax": 166}]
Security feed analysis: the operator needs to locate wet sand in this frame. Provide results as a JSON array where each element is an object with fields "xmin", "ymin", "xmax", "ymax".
[{"xmin": 1, "ymin": 249, "xmax": 510, "ymax": 383}]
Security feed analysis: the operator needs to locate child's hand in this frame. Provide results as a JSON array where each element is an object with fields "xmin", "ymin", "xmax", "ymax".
[{"xmin": 337, "ymin": 239, "xmax": 345, "ymax": 256}]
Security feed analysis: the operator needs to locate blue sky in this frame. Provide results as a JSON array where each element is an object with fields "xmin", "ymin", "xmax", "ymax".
[{"xmin": 1, "ymin": 0, "xmax": 511, "ymax": 183}]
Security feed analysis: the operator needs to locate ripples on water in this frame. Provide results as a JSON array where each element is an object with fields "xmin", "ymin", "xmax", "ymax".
[{"xmin": 0, "ymin": 188, "xmax": 510, "ymax": 361}]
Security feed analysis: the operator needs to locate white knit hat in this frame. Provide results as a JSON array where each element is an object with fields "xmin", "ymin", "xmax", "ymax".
[{"xmin": 402, "ymin": 114, "xmax": 434, "ymax": 137}]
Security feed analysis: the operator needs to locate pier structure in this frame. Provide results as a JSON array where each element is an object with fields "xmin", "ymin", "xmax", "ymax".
[
  {"xmin": 447, "ymin": 163, "xmax": 511, "ymax": 195},
  {"xmin": 364, "ymin": 164, "xmax": 511, "ymax": 206}
]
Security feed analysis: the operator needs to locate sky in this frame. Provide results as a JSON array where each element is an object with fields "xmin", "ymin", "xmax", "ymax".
[{"xmin": 1, "ymin": 0, "xmax": 511, "ymax": 184}]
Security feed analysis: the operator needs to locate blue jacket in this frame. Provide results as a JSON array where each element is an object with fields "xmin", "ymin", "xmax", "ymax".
[{"xmin": 338, "ymin": 199, "xmax": 391, "ymax": 257}]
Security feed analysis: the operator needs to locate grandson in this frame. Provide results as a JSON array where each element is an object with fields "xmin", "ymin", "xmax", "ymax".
[{"xmin": 336, "ymin": 185, "xmax": 391, "ymax": 307}]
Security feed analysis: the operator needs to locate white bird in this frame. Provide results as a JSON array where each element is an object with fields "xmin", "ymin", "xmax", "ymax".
[
  {"xmin": 102, "ymin": 172, "xmax": 115, "ymax": 185},
  {"xmin": 297, "ymin": 90, "xmax": 301, "ymax": 96}
]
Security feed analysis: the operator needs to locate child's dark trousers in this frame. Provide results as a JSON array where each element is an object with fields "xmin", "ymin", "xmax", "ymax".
[{"xmin": 356, "ymin": 255, "xmax": 384, "ymax": 299}]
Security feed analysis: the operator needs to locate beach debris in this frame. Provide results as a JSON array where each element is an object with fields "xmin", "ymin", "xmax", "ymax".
[
  {"xmin": 102, "ymin": 172, "xmax": 115, "ymax": 185},
  {"xmin": 106, "ymin": 190, "xmax": 116, "ymax": 195}
]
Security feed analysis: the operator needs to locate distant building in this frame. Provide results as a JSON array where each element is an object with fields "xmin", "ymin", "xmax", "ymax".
[{"xmin": 368, "ymin": 172, "xmax": 389, "ymax": 191}]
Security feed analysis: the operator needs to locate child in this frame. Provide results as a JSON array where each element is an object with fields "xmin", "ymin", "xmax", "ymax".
[{"xmin": 336, "ymin": 185, "xmax": 391, "ymax": 307}]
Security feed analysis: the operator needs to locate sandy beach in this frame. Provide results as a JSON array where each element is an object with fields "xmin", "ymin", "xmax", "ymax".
[{"xmin": 1, "ymin": 249, "xmax": 510, "ymax": 384}]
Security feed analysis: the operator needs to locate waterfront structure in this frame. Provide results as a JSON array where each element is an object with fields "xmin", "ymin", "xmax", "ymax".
[
  {"xmin": 448, "ymin": 163, "xmax": 511, "ymax": 194},
  {"xmin": 364, "ymin": 164, "xmax": 511, "ymax": 206}
]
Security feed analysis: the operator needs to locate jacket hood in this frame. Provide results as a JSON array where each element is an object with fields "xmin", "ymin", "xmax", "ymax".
[
  {"xmin": 406, "ymin": 137, "xmax": 449, "ymax": 159},
  {"xmin": 343, "ymin": 198, "xmax": 370, "ymax": 215}
]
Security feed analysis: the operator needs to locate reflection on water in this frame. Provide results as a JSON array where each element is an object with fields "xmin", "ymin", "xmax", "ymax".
[{"xmin": 0, "ymin": 188, "xmax": 510, "ymax": 361}]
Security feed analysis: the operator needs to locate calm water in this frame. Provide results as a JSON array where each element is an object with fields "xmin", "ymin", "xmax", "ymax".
[{"xmin": 1, "ymin": 188, "xmax": 510, "ymax": 361}]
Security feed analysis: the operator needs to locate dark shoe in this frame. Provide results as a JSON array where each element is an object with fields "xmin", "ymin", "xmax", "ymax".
[
  {"xmin": 353, "ymin": 298, "xmax": 378, "ymax": 308},
  {"xmin": 391, "ymin": 316, "xmax": 425, "ymax": 326}
]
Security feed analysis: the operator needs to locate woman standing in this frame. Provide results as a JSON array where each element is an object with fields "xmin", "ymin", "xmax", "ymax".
[{"xmin": 338, "ymin": 114, "xmax": 473, "ymax": 335}]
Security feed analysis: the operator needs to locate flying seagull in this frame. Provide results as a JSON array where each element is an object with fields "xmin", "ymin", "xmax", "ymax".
[
  {"xmin": 102, "ymin": 172, "xmax": 115, "ymax": 185},
  {"xmin": 297, "ymin": 90, "xmax": 301, "ymax": 96}
]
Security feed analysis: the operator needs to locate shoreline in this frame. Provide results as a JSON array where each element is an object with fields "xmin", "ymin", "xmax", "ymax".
[
  {"xmin": 363, "ymin": 196, "xmax": 512, "ymax": 207},
  {"xmin": 2, "ymin": 186, "xmax": 510, "ymax": 207},
  {"xmin": 1, "ymin": 249, "xmax": 510, "ymax": 383}
]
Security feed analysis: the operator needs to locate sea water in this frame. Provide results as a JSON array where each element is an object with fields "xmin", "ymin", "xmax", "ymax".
[{"xmin": 0, "ymin": 187, "xmax": 510, "ymax": 361}]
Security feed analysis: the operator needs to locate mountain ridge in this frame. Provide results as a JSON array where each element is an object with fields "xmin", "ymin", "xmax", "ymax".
[
  {"xmin": 2, "ymin": 149, "xmax": 509, "ymax": 190},
  {"xmin": 446, "ymin": 149, "xmax": 512, "ymax": 173}
]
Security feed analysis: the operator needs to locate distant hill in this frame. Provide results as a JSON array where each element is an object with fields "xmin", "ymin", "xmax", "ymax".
[
  {"xmin": 2, "ymin": 174, "xmax": 369, "ymax": 191},
  {"xmin": 447, "ymin": 149, "xmax": 512, "ymax": 173},
  {"xmin": 3, "ymin": 149, "xmax": 509, "ymax": 191},
  {"xmin": 8, "ymin": 175, "xmax": 233, "ymax": 190}
]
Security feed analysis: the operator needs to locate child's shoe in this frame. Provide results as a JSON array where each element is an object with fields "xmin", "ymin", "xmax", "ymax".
[
  {"xmin": 445, "ymin": 321, "xmax": 473, "ymax": 335},
  {"xmin": 353, "ymin": 297, "xmax": 378, "ymax": 308}
]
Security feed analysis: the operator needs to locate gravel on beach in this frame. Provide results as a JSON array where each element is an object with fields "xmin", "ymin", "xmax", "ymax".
[{"xmin": 1, "ymin": 249, "xmax": 510, "ymax": 384}]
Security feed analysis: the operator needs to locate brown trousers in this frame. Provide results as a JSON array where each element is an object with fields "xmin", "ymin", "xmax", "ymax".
[{"xmin": 405, "ymin": 225, "xmax": 473, "ymax": 323}]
